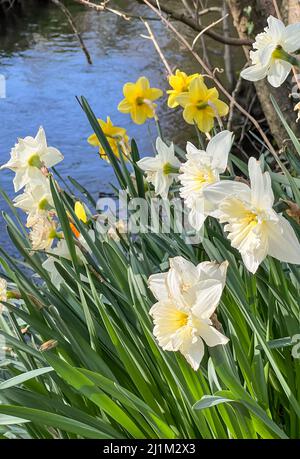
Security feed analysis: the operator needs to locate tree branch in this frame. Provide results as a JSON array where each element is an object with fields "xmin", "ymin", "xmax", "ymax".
[
  {"xmin": 138, "ymin": 0, "xmax": 253, "ymax": 46},
  {"xmin": 51, "ymin": 0, "xmax": 92, "ymax": 64}
]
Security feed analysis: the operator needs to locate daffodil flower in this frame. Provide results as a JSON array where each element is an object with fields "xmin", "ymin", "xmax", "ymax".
[
  {"xmin": 118, "ymin": 76, "xmax": 163, "ymax": 125},
  {"xmin": 241, "ymin": 16, "xmax": 300, "ymax": 88},
  {"xmin": 29, "ymin": 214, "xmax": 58, "ymax": 251},
  {"xmin": 14, "ymin": 181, "xmax": 54, "ymax": 226},
  {"xmin": 203, "ymin": 157, "xmax": 300, "ymax": 273},
  {"xmin": 137, "ymin": 137, "xmax": 181, "ymax": 199},
  {"xmin": 0, "ymin": 278, "xmax": 7, "ymax": 315},
  {"xmin": 179, "ymin": 130, "xmax": 234, "ymax": 231},
  {"xmin": 0, "ymin": 127, "xmax": 63, "ymax": 192},
  {"xmin": 176, "ymin": 77, "xmax": 229, "ymax": 133},
  {"xmin": 148, "ymin": 256, "xmax": 229, "ymax": 371},
  {"xmin": 87, "ymin": 116, "xmax": 130, "ymax": 161},
  {"xmin": 167, "ymin": 70, "xmax": 201, "ymax": 108}
]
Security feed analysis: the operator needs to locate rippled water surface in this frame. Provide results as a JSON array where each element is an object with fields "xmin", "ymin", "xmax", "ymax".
[{"xmin": 0, "ymin": 0, "xmax": 225, "ymax": 251}]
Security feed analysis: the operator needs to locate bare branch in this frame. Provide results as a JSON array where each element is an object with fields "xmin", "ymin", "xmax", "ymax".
[
  {"xmin": 138, "ymin": 0, "xmax": 253, "ymax": 46},
  {"xmin": 192, "ymin": 13, "xmax": 228, "ymax": 49},
  {"xmin": 51, "ymin": 0, "xmax": 92, "ymax": 64},
  {"xmin": 141, "ymin": 20, "xmax": 173, "ymax": 76}
]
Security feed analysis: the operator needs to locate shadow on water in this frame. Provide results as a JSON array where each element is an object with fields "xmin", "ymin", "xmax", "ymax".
[{"xmin": 0, "ymin": 0, "xmax": 230, "ymax": 253}]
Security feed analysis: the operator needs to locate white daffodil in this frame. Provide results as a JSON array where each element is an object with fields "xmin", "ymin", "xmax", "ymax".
[
  {"xmin": 179, "ymin": 130, "xmax": 233, "ymax": 231},
  {"xmin": 241, "ymin": 16, "xmax": 300, "ymax": 87},
  {"xmin": 148, "ymin": 256, "xmax": 229, "ymax": 370},
  {"xmin": 29, "ymin": 214, "xmax": 58, "ymax": 251},
  {"xmin": 137, "ymin": 137, "xmax": 181, "ymax": 199},
  {"xmin": 14, "ymin": 181, "xmax": 54, "ymax": 226},
  {"xmin": 203, "ymin": 157, "xmax": 300, "ymax": 273},
  {"xmin": 0, "ymin": 127, "xmax": 63, "ymax": 192},
  {"xmin": 0, "ymin": 278, "xmax": 7, "ymax": 314}
]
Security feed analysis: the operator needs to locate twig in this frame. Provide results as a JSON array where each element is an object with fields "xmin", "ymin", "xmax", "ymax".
[
  {"xmin": 272, "ymin": 0, "xmax": 282, "ymax": 20},
  {"xmin": 73, "ymin": 0, "xmax": 131, "ymax": 19},
  {"xmin": 141, "ymin": 20, "xmax": 172, "ymax": 76},
  {"xmin": 227, "ymin": 73, "xmax": 243, "ymax": 131},
  {"xmin": 142, "ymin": 0, "xmax": 281, "ymax": 164},
  {"xmin": 51, "ymin": 0, "xmax": 92, "ymax": 65},
  {"xmin": 137, "ymin": 0, "xmax": 253, "ymax": 46},
  {"xmin": 192, "ymin": 13, "xmax": 228, "ymax": 49}
]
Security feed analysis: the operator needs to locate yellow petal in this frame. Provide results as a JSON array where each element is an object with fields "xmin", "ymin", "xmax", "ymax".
[
  {"xmin": 147, "ymin": 87, "xmax": 163, "ymax": 101},
  {"xmin": 167, "ymin": 92, "xmax": 179, "ymax": 108},
  {"xmin": 137, "ymin": 76, "xmax": 150, "ymax": 94},
  {"xmin": 176, "ymin": 92, "xmax": 190, "ymax": 108},
  {"xmin": 206, "ymin": 87, "xmax": 219, "ymax": 102},
  {"xmin": 131, "ymin": 105, "xmax": 149, "ymax": 124},
  {"xmin": 87, "ymin": 133, "xmax": 99, "ymax": 147},
  {"xmin": 118, "ymin": 98, "xmax": 132, "ymax": 113},
  {"xmin": 189, "ymin": 77, "xmax": 208, "ymax": 102},
  {"xmin": 123, "ymin": 82, "xmax": 137, "ymax": 102},
  {"xmin": 75, "ymin": 201, "xmax": 87, "ymax": 224},
  {"xmin": 213, "ymin": 99, "xmax": 229, "ymax": 117},
  {"xmin": 195, "ymin": 108, "xmax": 215, "ymax": 133},
  {"xmin": 182, "ymin": 104, "xmax": 199, "ymax": 124}
]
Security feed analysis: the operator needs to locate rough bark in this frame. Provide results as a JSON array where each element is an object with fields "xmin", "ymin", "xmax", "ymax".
[{"xmin": 227, "ymin": 0, "xmax": 300, "ymax": 148}]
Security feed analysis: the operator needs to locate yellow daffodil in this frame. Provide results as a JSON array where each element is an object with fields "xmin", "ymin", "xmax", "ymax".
[
  {"xmin": 167, "ymin": 70, "xmax": 201, "ymax": 108},
  {"xmin": 118, "ymin": 76, "xmax": 163, "ymax": 125},
  {"xmin": 75, "ymin": 201, "xmax": 87, "ymax": 224},
  {"xmin": 88, "ymin": 116, "xmax": 130, "ymax": 162},
  {"xmin": 176, "ymin": 77, "xmax": 229, "ymax": 133}
]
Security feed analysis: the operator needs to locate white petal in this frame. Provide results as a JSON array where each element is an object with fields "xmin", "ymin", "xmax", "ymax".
[
  {"xmin": 248, "ymin": 157, "xmax": 274, "ymax": 209},
  {"xmin": 241, "ymin": 249, "xmax": 266, "ymax": 274},
  {"xmin": 208, "ymin": 130, "xmax": 234, "ymax": 173},
  {"xmin": 197, "ymin": 260, "xmax": 228, "ymax": 286},
  {"xmin": 192, "ymin": 279, "xmax": 224, "ymax": 320},
  {"xmin": 148, "ymin": 272, "xmax": 169, "ymax": 301},
  {"xmin": 267, "ymin": 59, "xmax": 292, "ymax": 87},
  {"xmin": 199, "ymin": 322, "xmax": 229, "ymax": 347},
  {"xmin": 186, "ymin": 142, "xmax": 205, "ymax": 161},
  {"xmin": 154, "ymin": 170, "xmax": 171, "ymax": 198},
  {"xmin": 169, "ymin": 256, "xmax": 199, "ymax": 286},
  {"xmin": 267, "ymin": 215, "xmax": 300, "ymax": 265},
  {"xmin": 202, "ymin": 180, "xmax": 251, "ymax": 207},
  {"xmin": 267, "ymin": 16, "xmax": 285, "ymax": 41},
  {"xmin": 42, "ymin": 147, "xmax": 64, "ymax": 168},
  {"xmin": 13, "ymin": 169, "xmax": 29, "ymax": 192},
  {"xmin": 283, "ymin": 23, "xmax": 300, "ymax": 53},
  {"xmin": 137, "ymin": 156, "xmax": 160, "ymax": 172},
  {"xmin": 240, "ymin": 63, "xmax": 269, "ymax": 82},
  {"xmin": 156, "ymin": 137, "xmax": 173, "ymax": 163},
  {"xmin": 188, "ymin": 197, "xmax": 206, "ymax": 231},
  {"xmin": 181, "ymin": 336, "xmax": 204, "ymax": 371},
  {"xmin": 35, "ymin": 126, "xmax": 47, "ymax": 150}
]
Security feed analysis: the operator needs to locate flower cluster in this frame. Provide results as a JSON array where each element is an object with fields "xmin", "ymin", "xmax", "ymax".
[
  {"xmin": 87, "ymin": 72, "xmax": 230, "ymax": 159},
  {"xmin": 1, "ymin": 127, "xmax": 63, "ymax": 250}
]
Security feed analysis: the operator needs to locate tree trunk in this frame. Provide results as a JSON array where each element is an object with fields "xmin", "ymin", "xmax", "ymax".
[{"xmin": 227, "ymin": 0, "xmax": 300, "ymax": 148}]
